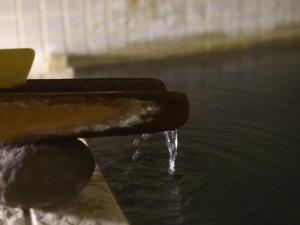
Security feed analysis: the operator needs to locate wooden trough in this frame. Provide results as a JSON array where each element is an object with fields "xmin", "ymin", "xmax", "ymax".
[
  {"xmin": 0, "ymin": 78, "xmax": 189, "ymax": 144},
  {"xmin": 0, "ymin": 77, "xmax": 189, "ymax": 225}
]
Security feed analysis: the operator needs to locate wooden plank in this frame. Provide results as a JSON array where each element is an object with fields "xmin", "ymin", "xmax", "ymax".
[
  {"xmin": 30, "ymin": 169, "xmax": 129, "ymax": 225},
  {"xmin": 0, "ymin": 78, "xmax": 166, "ymax": 94},
  {"xmin": 0, "ymin": 91, "xmax": 189, "ymax": 144}
]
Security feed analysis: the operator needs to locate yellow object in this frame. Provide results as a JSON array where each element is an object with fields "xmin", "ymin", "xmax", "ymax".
[{"xmin": 0, "ymin": 48, "xmax": 34, "ymax": 89}]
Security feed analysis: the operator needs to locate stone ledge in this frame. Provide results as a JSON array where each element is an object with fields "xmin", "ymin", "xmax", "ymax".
[
  {"xmin": 0, "ymin": 169, "xmax": 129, "ymax": 225},
  {"xmin": 66, "ymin": 25, "xmax": 300, "ymax": 69}
]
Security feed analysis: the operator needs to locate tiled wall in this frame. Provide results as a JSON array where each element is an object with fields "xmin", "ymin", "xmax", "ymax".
[{"xmin": 0, "ymin": 0, "xmax": 300, "ymax": 74}]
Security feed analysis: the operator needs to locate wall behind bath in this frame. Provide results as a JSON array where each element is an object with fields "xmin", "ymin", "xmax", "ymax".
[{"xmin": 0, "ymin": 0, "xmax": 300, "ymax": 76}]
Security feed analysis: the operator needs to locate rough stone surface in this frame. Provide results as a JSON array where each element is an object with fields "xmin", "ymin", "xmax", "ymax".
[
  {"xmin": 0, "ymin": 169, "xmax": 128, "ymax": 225},
  {"xmin": 0, "ymin": 139, "xmax": 95, "ymax": 208},
  {"xmin": 0, "ymin": 205, "xmax": 26, "ymax": 225},
  {"xmin": 30, "ymin": 170, "xmax": 129, "ymax": 225}
]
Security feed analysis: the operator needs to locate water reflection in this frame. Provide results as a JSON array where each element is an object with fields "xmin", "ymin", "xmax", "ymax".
[{"xmin": 83, "ymin": 43, "xmax": 300, "ymax": 225}]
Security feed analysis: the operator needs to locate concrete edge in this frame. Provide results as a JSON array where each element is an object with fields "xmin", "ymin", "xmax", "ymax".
[{"xmin": 63, "ymin": 25, "xmax": 300, "ymax": 69}]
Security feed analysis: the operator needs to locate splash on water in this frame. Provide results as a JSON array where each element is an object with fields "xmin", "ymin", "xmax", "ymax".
[
  {"xmin": 163, "ymin": 130, "xmax": 178, "ymax": 175},
  {"xmin": 132, "ymin": 130, "xmax": 178, "ymax": 175},
  {"xmin": 132, "ymin": 133, "xmax": 152, "ymax": 161}
]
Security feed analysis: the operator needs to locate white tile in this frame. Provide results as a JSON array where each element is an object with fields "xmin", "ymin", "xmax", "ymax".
[
  {"xmin": 68, "ymin": 35, "xmax": 87, "ymax": 54},
  {"xmin": 0, "ymin": 0, "xmax": 15, "ymax": 17},
  {"xmin": 0, "ymin": 19, "xmax": 19, "ymax": 48},
  {"xmin": 67, "ymin": 14, "xmax": 85, "ymax": 35},
  {"xmin": 45, "ymin": 16, "xmax": 64, "ymax": 38},
  {"xmin": 20, "ymin": 0, "xmax": 39, "ymax": 15},
  {"xmin": 22, "ymin": 17, "xmax": 43, "ymax": 49},
  {"xmin": 67, "ymin": 0, "xmax": 83, "ymax": 13},
  {"xmin": 43, "ymin": 0, "xmax": 62, "ymax": 15}
]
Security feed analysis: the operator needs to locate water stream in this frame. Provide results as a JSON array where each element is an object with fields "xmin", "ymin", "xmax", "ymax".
[
  {"xmin": 163, "ymin": 130, "xmax": 178, "ymax": 175},
  {"xmin": 132, "ymin": 130, "xmax": 178, "ymax": 175}
]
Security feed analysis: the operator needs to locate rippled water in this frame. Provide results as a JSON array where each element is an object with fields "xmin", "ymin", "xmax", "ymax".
[{"xmin": 81, "ymin": 43, "xmax": 300, "ymax": 225}]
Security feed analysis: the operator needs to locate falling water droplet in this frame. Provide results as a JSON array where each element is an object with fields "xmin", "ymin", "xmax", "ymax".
[
  {"xmin": 132, "ymin": 133, "xmax": 152, "ymax": 161},
  {"xmin": 132, "ymin": 131, "xmax": 179, "ymax": 175},
  {"xmin": 132, "ymin": 149, "xmax": 141, "ymax": 161},
  {"xmin": 163, "ymin": 130, "xmax": 178, "ymax": 175}
]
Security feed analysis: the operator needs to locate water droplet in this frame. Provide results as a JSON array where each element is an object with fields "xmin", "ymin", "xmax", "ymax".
[
  {"xmin": 132, "ymin": 133, "xmax": 152, "ymax": 161},
  {"xmin": 131, "ymin": 131, "xmax": 178, "ymax": 175},
  {"xmin": 132, "ymin": 149, "xmax": 141, "ymax": 161}
]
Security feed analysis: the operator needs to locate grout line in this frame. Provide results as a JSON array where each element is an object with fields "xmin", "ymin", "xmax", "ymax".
[
  {"xmin": 103, "ymin": 0, "xmax": 111, "ymax": 53},
  {"xmin": 83, "ymin": 0, "xmax": 92, "ymax": 54},
  {"xmin": 37, "ymin": 0, "xmax": 47, "ymax": 54},
  {"xmin": 13, "ymin": 0, "xmax": 24, "ymax": 47},
  {"xmin": 60, "ymin": 0, "xmax": 68, "ymax": 54},
  {"xmin": 125, "ymin": 0, "xmax": 130, "ymax": 49}
]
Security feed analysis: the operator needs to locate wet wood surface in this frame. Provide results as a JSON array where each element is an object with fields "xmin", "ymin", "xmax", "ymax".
[
  {"xmin": 0, "ymin": 78, "xmax": 166, "ymax": 94},
  {"xmin": 0, "ymin": 79, "xmax": 189, "ymax": 144}
]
